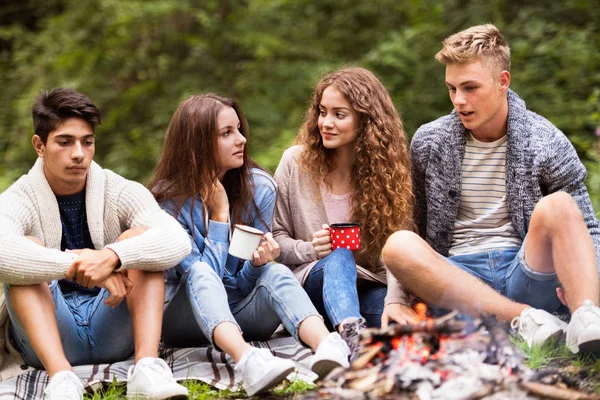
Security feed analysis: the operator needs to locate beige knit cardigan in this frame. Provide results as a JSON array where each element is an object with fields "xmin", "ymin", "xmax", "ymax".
[
  {"xmin": 273, "ymin": 145, "xmax": 409, "ymax": 308},
  {"xmin": 0, "ymin": 158, "xmax": 191, "ymax": 380}
]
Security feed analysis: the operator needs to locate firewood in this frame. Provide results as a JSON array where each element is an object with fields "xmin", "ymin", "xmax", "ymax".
[{"xmin": 521, "ymin": 381, "xmax": 600, "ymax": 400}]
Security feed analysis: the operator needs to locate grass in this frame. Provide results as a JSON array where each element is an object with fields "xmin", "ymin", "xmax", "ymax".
[
  {"xmin": 511, "ymin": 335, "xmax": 600, "ymax": 395},
  {"xmin": 84, "ymin": 376, "xmax": 316, "ymax": 399},
  {"xmin": 84, "ymin": 338, "xmax": 598, "ymax": 399}
]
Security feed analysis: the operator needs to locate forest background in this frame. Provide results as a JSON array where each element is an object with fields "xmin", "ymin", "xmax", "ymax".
[{"xmin": 1, "ymin": 0, "xmax": 599, "ymax": 211}]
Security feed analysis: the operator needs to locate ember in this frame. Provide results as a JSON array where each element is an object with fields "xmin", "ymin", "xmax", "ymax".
[{"xmin": 314, "ymin": 306, "xmax": 600, "ymax": 400}]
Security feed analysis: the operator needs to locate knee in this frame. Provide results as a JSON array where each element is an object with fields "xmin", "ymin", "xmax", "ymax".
[
  {"xmin": 327, "ymin": 248, "xmax": 355, "ymax": 264},
  {"xmin": 382, "ymin": 230, "xmax": 426, "ymax": 272},
  {"xmin": 117, "ymin": 225, "xmax": 148, "ymax": 242},
  {"xmin": 534, "ymin": 192, "xmax": 583, "ymax": 229},
  {"xmin": 259, "ymin": 262, "xmax": 295, "ymax": 283},
  {"xmin": 321, "ymin": 248, "xmax": 356, "ymax": 276},
  {"xmin": 186, "ymin": 262, "xmax": 220, "ymax": 283},
  {"xmin": 7, "ymin": 283, "xmax": 52, "ymax": 306}
]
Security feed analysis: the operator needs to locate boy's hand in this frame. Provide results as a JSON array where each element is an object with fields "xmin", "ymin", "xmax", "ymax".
[
  {"xmin": 98, "ymin": 273, "xmax": 133, "ymax": 307},
  {"xmin": 66, "ymin": 248, "xmax": 120, "ymax": 288}
]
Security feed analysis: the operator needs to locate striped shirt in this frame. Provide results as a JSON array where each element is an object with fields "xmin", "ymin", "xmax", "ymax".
[{"xmin": 449, "ymin": 132, "xmax": 522, "ymax": 256}]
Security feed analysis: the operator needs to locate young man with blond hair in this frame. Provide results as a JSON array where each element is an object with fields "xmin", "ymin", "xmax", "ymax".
[
  {"xmin": 383, "ymin": 24, "xmax": 600, "ymax": 354},
  {"xmin": 0, "ymin": 88, "xmax": 191, "ymax": 399}
]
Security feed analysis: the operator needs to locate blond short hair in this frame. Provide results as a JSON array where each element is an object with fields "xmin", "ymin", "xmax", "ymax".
[{"xmin": 435, "ymin": 24, "xmax": 510, "ymax": 73}]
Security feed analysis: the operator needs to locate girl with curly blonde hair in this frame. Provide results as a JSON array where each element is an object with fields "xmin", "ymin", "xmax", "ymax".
[{"xmin": 273, "ymin": 67, "xmax": 415, "ymax": 356}]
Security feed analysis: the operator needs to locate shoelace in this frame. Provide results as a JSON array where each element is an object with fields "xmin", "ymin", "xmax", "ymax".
[{"xmin": 510, "ymin": 316, "xmax": 521, "ymax": 330}]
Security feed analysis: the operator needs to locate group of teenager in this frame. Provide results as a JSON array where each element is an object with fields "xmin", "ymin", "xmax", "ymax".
[{"xmin": 0, "ymin": 23, "xmax": 599, "ymax": 400}]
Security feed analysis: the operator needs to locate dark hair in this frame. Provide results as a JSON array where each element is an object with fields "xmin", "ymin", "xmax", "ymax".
[
  {"xmin": 32, "ymin": 88, "xmax": 101, "ymax": 143},
  {"xmin": 149, "ymin": 93, "xmax": 263, "ymax": 231}
]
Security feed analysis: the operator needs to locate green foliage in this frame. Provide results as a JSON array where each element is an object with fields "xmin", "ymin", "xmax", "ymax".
[
  {"xmin": 511, "ymin": 335, "xmax": 572, "ymax": 369},
  {"xmin": 1, "ymin": 0, "xmax": 599, "ymax": 211},
  {"xmin": 82, "ymin": 378, "xmax": 314, "ymax": 399}
]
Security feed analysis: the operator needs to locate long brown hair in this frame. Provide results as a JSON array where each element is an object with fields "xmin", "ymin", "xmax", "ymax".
[
  {"xmin": 149, "ymin": 94, "xmax": 261, "ymax": 230},
  {"xmin": 295, "ymin": 67, "xmax": 414, "ymax": 268}
]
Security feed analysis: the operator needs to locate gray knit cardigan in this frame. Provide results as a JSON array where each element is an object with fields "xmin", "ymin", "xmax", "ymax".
[{"xmin": 411, "ymin": 89, "xmax": 600, "ymax": 272}]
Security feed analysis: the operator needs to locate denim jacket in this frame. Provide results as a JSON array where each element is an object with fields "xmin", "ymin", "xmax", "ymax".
[{"xmin": 163, "ymin": 168, "xmax": 277, "ymax": 296}]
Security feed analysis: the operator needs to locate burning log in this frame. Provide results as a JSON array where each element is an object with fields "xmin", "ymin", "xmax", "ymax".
[{"xmin": 313, "ymin": 307, "xmax": 597, "ymax": 400}]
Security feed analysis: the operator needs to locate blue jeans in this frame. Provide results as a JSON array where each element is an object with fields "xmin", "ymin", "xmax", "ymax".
[
  {"xmin": 446, "ymin": 241, "xmax": 563, "ymax": 313},
  {"xmin": 162, "ymin": 261, "xmax": 320, "ymax": 347},
  {"xmin": 4, "ymin": 282, "xmax": 134, "ymax": 369},
  {"xmin": 303, "ymin": 249, "xmax": 387, "ymax": 329}
]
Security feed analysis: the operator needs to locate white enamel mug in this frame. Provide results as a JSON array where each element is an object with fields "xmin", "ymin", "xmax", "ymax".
[{"xmin": 228, "ymin": 224, "xmax": 264, "ymax": 260}]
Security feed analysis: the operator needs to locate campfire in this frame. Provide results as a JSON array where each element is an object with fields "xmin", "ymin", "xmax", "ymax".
[{"xmin": 315, "ymin": 305, "xmax": 600, "ymax": 400}]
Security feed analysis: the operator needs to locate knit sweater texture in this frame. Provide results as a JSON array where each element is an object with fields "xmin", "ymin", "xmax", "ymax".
[
  {"xmin": 0, "ymin": 158, "xmax": 191, "ymax": 380},
  {"xmin": 411, "ymin": 89, "xmax": 600, "ymax": 270},
  {"xmin": 273, "ymin": 145, "xmax": 407, "ymax": 306}
]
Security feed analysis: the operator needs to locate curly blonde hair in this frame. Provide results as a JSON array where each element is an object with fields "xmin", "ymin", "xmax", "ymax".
[{"xmin": 295, "ymin": 67, "xmax": 413, "ymax": 268}]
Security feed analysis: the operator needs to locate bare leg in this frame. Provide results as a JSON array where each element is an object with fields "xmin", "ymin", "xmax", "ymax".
[
  {"xmin": 382, "ymin": 231, "xmax": 526, "ymax": 321},
  {"xmin": 8, "ymin": 283, "xmax": 72, "ymax": 377},
  {"xmin": 298, "ymin": 316, "xmax": 330, "ymax": 351},
  {"xmin": 523, "ymin": 192, "xmax": 599, "ymax": 312},
  {"xmin": 213, "ymin": 322, "xmax": 252, "ymax": 363},
  {"xmin": 125, "ymin": 269, "xmax": 164, "ymax": 363},
  {"xmin": 7, "ymin": 236, "xmax": 72, "ymax": 376},
  {"xmin": 113, "ymin": 226, "xmax": 166, "ymax": 363}
]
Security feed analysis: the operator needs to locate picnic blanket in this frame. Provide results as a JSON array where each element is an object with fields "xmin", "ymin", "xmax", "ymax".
[{"xmin": 0, "ymin": 335, "xmax": 315, "ymax": 399}]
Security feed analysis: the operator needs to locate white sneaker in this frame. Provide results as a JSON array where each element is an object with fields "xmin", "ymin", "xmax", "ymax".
[
  {"xmin": 235, "ymin": 348, "xmax": 295, "ymax": 396},
  {"xmin": 311, "ymin": 332, "xmax": 350, "ymax": 379},
  {"xmin": 566, "ymin": 300, "xmax": 600, "ymax": 354},
  {"xmin": 126, "ymin": 357, "xmax": 188, "ymax": 400},
  {"xmin": 43, "ymin": 370, "xmax": 85, "ymax": 400},
  {"xmin": 511, "ymin": 307, "xmax": 567, "ymax": 348}
]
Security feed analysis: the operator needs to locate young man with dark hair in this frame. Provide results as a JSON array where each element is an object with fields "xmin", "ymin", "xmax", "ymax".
[
  {"xmin": 0, "ymin": 88, "xmax": 191, "ymax": 399},
  {"xmin": 382, "ymin": 24, "xmax": 600, "ymax": 355}
]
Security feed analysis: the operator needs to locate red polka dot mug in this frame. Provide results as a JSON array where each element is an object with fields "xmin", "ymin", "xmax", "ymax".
[{"xmin": 329, "ymin": 223, "xmax": 360, "ymax": 251}]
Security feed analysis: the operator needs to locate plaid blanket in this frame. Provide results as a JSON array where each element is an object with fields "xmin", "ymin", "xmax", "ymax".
[{"xmin": 0, "ymin": 335, "xmax": 315, "ymax": 399}]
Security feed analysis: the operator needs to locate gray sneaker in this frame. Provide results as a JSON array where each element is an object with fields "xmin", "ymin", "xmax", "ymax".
[{"xmin": 340, "ymin": 317, "xmax": 367, "ymax": 361}]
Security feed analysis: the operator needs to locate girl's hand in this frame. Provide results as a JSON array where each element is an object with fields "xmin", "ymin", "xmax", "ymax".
[
  {"xmin": 312, "ymin": 224, "xmax": 332, "ymax": 260},
  {"xmin": 381, "ymin": 303, "xmax": 419, "ymax": 328},
  {"xmin": 250, "ymin": 233, "xmax": 281, "ymax": 267},
  {"xmin": 207, "ymin": 180, "xmax": 229, "ymax": 222}
]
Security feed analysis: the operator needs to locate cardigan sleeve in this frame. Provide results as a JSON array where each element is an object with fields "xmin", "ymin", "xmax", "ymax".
[
  {"xmin": 105, "ymin": 181, "xmax": 191, "ymax": 272},
  {"xmin": 384, "ymin": 268, "xmax": 410, "ymax": 306},
  {"xmin": 273, "ymin": 148, "xmax": 318, "ymax": 266},
  {"xmin": 0, "ymin": 188, "xmax": 76, "ymax": 284},
  {"xmin": 410, "ymin": 127, "xmax": 432, "ymax": 239}
]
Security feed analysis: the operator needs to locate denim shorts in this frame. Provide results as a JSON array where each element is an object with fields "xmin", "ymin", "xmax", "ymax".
[
  {"xmin": 4, "ymin": 281, "xmax": 134, "ymax": 368},
  {"xmin": 445, "ymin": 240, "xmax": 563, "ymax": 313}
]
